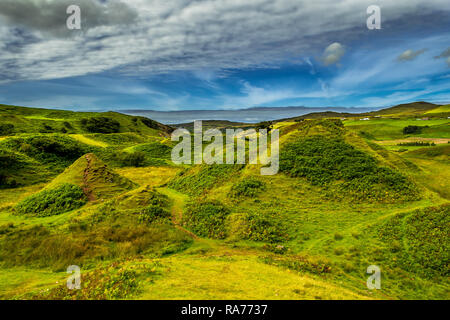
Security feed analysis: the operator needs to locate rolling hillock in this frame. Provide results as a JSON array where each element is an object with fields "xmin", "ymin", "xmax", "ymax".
[
  {"xmin": 0, "ymin": 104, "xmax": 173, "ymax": 137},
  {"xmin": 0, "ymin": 149, "xmax": 52, "ymax": 188},
  {"xmin": 46, "ymin": 153, "xmax": 137, "ymax": 201},
  {"xmin": 273, "ymin": 101, "xmax": 444, "ymax": 122},
  {"xmin": 0, "ymin": 103, "xmax": 448, "ymax": 300},
  {"xmin": 0, "ymin": 135, "xmax": 94, "ymax": 172},
  {"xmin": 369, "ymin": 101, "xmax": 439, "ymax": 116}
]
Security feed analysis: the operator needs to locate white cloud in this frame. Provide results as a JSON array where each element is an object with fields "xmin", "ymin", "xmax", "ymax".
[
  {"xmin": 397, "ymin": 49, "xmax": 427, "ymax": 61},
  {"xmin": 0, "ymin": 0, "xmax": 449, "ymax": 82},
  {"xmin": 322, "ymin": 42, "xmax": 345, "ymax": 66}
]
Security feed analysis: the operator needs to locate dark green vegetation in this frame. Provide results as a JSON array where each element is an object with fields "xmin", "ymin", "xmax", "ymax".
[
  {"xmin": 403, "ymin": 125, "xmax": 427, "ymax": 135},
  {"xmin": 0, "ymin": 103, "xmax": 448, "ymax": 300},
  {"xmin": 229, "ymin": 177, "xmax": 266, "ymax": 198},
  {"xmin": 398, "ymin": 141, "xmax": 435, "ymax": 146},
  {"xmin": 183, "ymin": 201, "xmax": 230, "ymax": 239},
  {"xmin": 15, "ymin": 184, "xmax": 87, "ymax": 217},
  {"xmin": 280, "ymin": 135, "xmax": 418, "ymax": 201},
  {"xmin": 168, "ymin": 164, "xmax": 244, "ymax": 196},
  {"xmin": 377, "ymin": 204, "xmax": 449, "ymax": 279},
  {"xmin": 0, "ymin": 149, "xmax": 51, "ymax": 188},
  {"xmin": 1, "ymin": 135, "xmax": 92, "ymax": 171},
  {"xmin": 29, "ymin": 261, "xmax": 160, "ymax": 300},
  {"xmin": 81, "ymin": 117, "xmax": 121, "ymax": 133}
]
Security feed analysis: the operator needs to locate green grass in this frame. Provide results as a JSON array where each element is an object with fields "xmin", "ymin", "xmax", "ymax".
[
  {"xmin": 168, "ymin": 164, "xmax": 244, "ymax": 196},
  {"xmin": 425, "ymin": 104, "xmax": 450, "ymax": 114},
  {"xmin": 279, "ymin": 135, "xmax": 418, "ymax": 202},
  {"xmin": 0, "ymin": 104, "xmax": 448, "ymax": 300},
  {"xmin": 344, "ymin": 119, "xmax": 449, "ymax": 140},
  {"xmin": 183, "ymin": 200, "xmax": 231, "ymax": 239},
  {"xmin": 15, "ymin": 184, "xmax": 87, "ymax": 217}
]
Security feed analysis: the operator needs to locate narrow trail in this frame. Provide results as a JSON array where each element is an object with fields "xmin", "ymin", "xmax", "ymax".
[
  {"xmin": 82, "ymin": 154, "xmax": 95, "ymax": 201},
  {"xmin": 157, "ymin": 187, "xmax": 199, "ymax": 240}
]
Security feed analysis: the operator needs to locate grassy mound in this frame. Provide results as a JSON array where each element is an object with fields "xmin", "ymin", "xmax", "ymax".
[
  {"xmin": 183, "ymin": 200, "xmax": 231, "ymax": 239},
  {"xmin": 227, "ymin": 211, "xmax": 288, "ymax": 243},
  {"xmin": 229, "ymin": 177, "xmax": 266, "ymax": 198},
  {"xmin": 405, "ymin": 144, "xmax": 450, "ymax": 159},
  {"xmin": 15, "ymin": 184, "xmax": 87, "ymax": 217},
  {"xmin": 1, "ymin": 135, "xmax": 94, "ymax": 171},
  {"xmin": 113, "ymin": 186, "xmax": 172, "ymax": 224},
  {"xmin": 133, "ymin": 142, "xmax": 172, "ymax": 166},
  {"xmin": 81, "ymin": 117, "xmax": 120, "ymax": 134},
  {"xmin": 0, "ymin": 149, "xmax": 51, "ymax": 188},
  {"xmin": 169, "ymin": 164, "xmax": 244, "ymax": 196},
  {"xmin": 0, "ymin": 104, "xmax": 172, "ymax": 136},
  {"xmin": 377, "ymin": 204, "xmax": 449, "ymax": 279},
  {"xmin": 46, "ymin": 153, "xmax": 137, "ymax": 201},
  {"xmin": 280, "ymin": 135, "xmax": 418, "ymax": 201}
]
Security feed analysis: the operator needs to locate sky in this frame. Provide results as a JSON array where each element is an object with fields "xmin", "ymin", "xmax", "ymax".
[{"xmin": 0, "ymin": 0, "xmax": 449, "ymax": 111}]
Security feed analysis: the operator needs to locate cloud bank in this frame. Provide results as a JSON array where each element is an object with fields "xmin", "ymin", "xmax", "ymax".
[{"xmin": 0, "ymin": 0, "xmax": 449, "ymax": 82}]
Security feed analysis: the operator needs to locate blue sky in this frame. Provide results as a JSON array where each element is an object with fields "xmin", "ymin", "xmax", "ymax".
[{"xmin": 0, "ymin": 0, "xmax": 449, "ymax": 111}]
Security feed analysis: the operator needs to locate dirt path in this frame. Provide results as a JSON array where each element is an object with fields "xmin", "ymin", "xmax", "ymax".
[
  {"xmin": 82, "ymin": 154, "xmax": 96, "ymax": 201},
  {"xmin": 157, "ymin": 187, "xmax": 199, "ymax": 240}
]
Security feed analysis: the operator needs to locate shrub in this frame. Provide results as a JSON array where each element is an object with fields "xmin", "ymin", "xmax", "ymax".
[
  {"xmin": 82, "ymin": 117, "xmax": 120, "ymax": 133},
  {"xmin": 229, "ymin": 177, "xmax": 266, "ymax": 198},
  {"xmin": 280, "ymin": 136, "xmax": 418, "ymax": 201},
  {"xmin": 63, "ymin": 121, "xmax": 73, "ymax": 129},
  {"xmin": 40, "ymin": 124, "xmax": 54, "ymax": 133},
  {"xmin": 140, "ymin": 117, "xmax": 159, "ymax": 130},
  {"xmin": 239, "ymin": 211, "xmax": 288, "ymax": 243},
  {"xmin": 119, "ymin": 151, "xmax": 146, "ymax": 167},
  {"xmin": 183, "ymin": 201, "xmax": 230, "ymax": 239},
  {"xmin": 138, "ymin": 205, "xmax": 171, "ymax": 224},
  {"xmin": 256, "ymin": 121, "xmax": 273, "ymax": 131},
  {"xmin": 28, "ymin": 261, "xmax": 161, "ymax": 300},
  {"xmin": 0, "ymin": 123, "xmax": 14, "ymax": 136},
  {"xmin": 403, "ymin": 125, "xmax": 427, "ymax": 135},
  {"xmin": 15, "ymin": 184, "xmax": 87, "ymax": 217}
]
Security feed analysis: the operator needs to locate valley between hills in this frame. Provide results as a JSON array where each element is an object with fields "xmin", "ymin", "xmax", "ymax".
[{"xmin": 0, "ymin": 102, "xmax": 448, "ymax": 300}]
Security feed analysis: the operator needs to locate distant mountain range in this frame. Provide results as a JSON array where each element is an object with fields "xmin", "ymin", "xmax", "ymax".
[{"xmin": 120, "ymin": 106, "xmax": 377, "ymax": 124}]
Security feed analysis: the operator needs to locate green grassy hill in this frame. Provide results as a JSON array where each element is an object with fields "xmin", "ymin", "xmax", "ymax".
[
  {"xmin": 0, "ymin": 103, "xmax": 448, "ymax": 300},
  {"xmin": 0, "ymin": 104, "xmax": 173, "ymax": 136},
  {"xmin": 274, "ymin": 101, "xmax": 447, "ymax": 123},
  {"xmin": 45, "ymin": 153, "xmax": 137, "ymax": 201},
  {"xmin": 369, "ymin": 101, "xmax": 439, "ymax": 116}
]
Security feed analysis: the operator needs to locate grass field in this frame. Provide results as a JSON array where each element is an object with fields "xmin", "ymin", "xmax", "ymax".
[{"xmin": 0, "ymin": 103, "xmax": 448, "ymax": 300}]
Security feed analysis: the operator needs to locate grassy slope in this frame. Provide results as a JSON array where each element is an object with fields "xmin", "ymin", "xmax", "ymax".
[
  {"xmin": 0, "ymin": 104, "xmax": 172, "ymax": 136},
  {"xmin": 0, "ymin": 104, "xmax": 448, "ymax": 300}
]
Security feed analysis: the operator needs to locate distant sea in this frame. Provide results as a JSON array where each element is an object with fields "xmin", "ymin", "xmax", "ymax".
[{"xmin": 120, "ymin": 106, "xmax": 375, "ymax": 125}]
